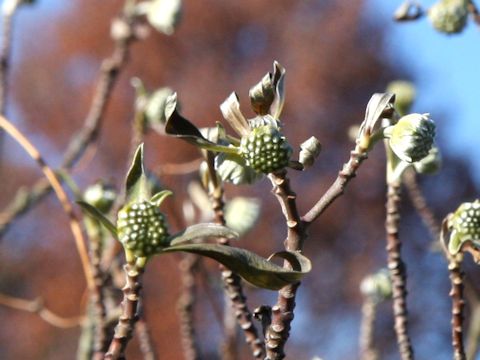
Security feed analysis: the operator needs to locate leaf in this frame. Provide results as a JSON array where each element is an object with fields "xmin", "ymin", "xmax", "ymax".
[
  {"xmin": 165, "ymin": 93, "xmax": 239, "ymax": 154},
  {"xmin": 169, "ymin": 223, "xmax": 239, "ymax": 246},
  {"xmin": 358, "ymin": 93, "xmax": 396, "ymax": 138},
  {"xmin": 214, "ymin": 152, "xmax": 263, "ymax": 185},
  {"xmin": 161, "ymin": 244, "xmax": 312, "ymax": 290},
  {"xmin": 150, "ymin": 190, "xmax": 173, "ymax": 207},
  {"xmin": 220, "ymin": 92, "xmax": 250, "ymax": 137},
  {"xmin": 248, "ymin": 61, "xmax": 286, "ymax": 118},
  {"xmin": 77, "ymin": 201, "xmax": 117, "ymax": 238},
  {"xmin": 125, "ymin": 144, "xmax": 149, "ymax": 202}
]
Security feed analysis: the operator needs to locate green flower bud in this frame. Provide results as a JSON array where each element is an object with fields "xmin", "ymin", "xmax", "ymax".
[
  {"xmin": 386, "ymin": 113, "xmax": 436, "ymax": 163},
  {"xmin": 117, "ymin": 200, "xmax": 170, "ymax": 258},
  {"xmin": 413, "ymin": 146, "xmax": 442, "ymax": 175},
  {"xmin": 83, "ymin": 182, "xmax": 116, "ymax": 214},
  {"xmin": 240, "ymin": 125, "xmax": 292, "ymax": 174},
  {"xmin": 428, "ymin": 0, "xmax": 469, "ymax": 34},
  {"xmin": 449, "ymin": 200, "xmax": 480, "ymax": 255},
  {"xmin": 360, "ymin": 269, "xmax": 392, "ymax": 302},
  {"xmin": 386, "ymin": 80, "xmax": 416, "ymax": 115}
]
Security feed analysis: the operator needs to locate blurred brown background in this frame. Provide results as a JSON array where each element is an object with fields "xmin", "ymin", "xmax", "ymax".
[{"xmin": 0, "ymin": 1, "xmax": 479, "ymax": 359}]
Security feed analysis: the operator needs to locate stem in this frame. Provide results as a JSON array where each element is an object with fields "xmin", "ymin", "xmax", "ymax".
[
  {"xmin": 448, "ymin": 258, "xmax": 466, "ymax": 360},
  {"xmin": 385, "ymin": 182, "xmax": 414, "ymax": 360},
  {"xmin": 0, "ymin": 11, "xmax": 134, "ymax": 237},
  {"xmin": 177, "ymin": 253, "xmax": 201, "ymax": 360},
  {"xmin": 467, "ymin": 1, "xmax": 480, "ymax": 26},
  {"xmin": 403, "ymin": 169, "xmax": 440, "ymax": 240},
  {"xmin": 136, "ymin": 317, "xmax": 157, "ymax": 360},
  {"xmin": 104, "ymin": 263, "xmax": 143, "ymax": 360},
  {"xmin": 86, "ymin": 219, "xmax": 109, "ymax": 360},
  {"xmin": 206, "ymin": 153, "xmax": 265, "ymax": 359},
  {"xmin": 0, "ymin": 292, "xmax": 83, "ymax": 328},
  {"xmin": 264, "ymin": 170, "xmax": 307, "ymax": 360},
  {"xmin": 359, "ymin": 298, "xmax": 378, "ymax": 360},
  {"xmin": 302, "ymin": 143, "xmax": 368, "ymax": 225}
]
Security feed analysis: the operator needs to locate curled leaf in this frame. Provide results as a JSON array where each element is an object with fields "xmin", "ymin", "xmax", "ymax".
[
  {"xmin": 126, "ymin": 144, "xmax": 149, "ymax": 202},
  {"xmin": 215, "ymin": 152, "xmax": 263, "ymax": 185},
  {"xmin": 165, "ymin": 93, "xmax": 239, "ymax": 154},
  {"xmin": 169, "ymin": 223, "xmax": 238, "ymax": 246},
  {"xmin": 161, "ymin": 244, "xmax": 312, "ymax": 290},
  {"xmin": 77, "ymin": 201, "xmax": 117, "ymax": 238},
  {"xmin": 249, "ymin": 61, "xmax": 286, "ymax": 119},
  {"xmin": 150, "ymin": 190, "xmax": 173, "ymax": 207},
  {"xmin": 357, "ymin": 93, "xmax": 396, "ymax": 145}
]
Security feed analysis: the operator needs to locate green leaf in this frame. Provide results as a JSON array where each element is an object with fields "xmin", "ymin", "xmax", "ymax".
[
  {"xmin": 150, "ymin": 190, "xmax": 173, "ymax": 207},
  {"xmin": 165, "ymin": 93, "xmax": 239, "ymax": 154},
  {"xmin": 161, "ymin": 244, "xmax": 312, "ymax": 290},
  {"xmin": 169, "ymin": 223, "xmax": 238, "ymax": 246},
  {"xmin": 125, "ymin": 144, "xmax": 149, "ymax": 202},
  {"xmin": 77, "ymin": 201, "xmax": 118, "ymax": 238}
]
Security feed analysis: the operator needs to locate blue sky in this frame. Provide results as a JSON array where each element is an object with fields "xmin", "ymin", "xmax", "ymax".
[{"xmin": 366, "ymin": 0, "xmax": 480, "ymax": 184}]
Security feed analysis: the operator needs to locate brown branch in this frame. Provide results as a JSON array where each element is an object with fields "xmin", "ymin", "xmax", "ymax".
[
  {"xmin": 136, "ymin": 316, "xmax": 157, "ymax": 360},
  {"xmin": 0, "ymin": 115, "xmax": 94, "ymax": 289},
  {"xmin": 85, "ymin": 219, "xmax": 109, "ymax": 360},
  {"xmin": 302, "ymin": 143, "xmax": 368, "ymax": 225},
  {"xmin": 206, "ymin": 153, "xmax": 265, "ymax": 359},
  {"xmin": 448, "ymin": 258, "xmax": 466, "ymax": 360},
  {"xmin": 359, "ymin": 298, "xmax": 379, "ymax": 360},
  {"xmin": 104, "ymin": 263, "xmax": 144, "ymax": 360},
  {"xmin": 403, "ymin": 169, "xmax": 440, "ymax": 240},
  {"xmin": 0, "ymin": 11, "xmax": 135, "ymax": 237},
  {"xmin": 0, "ymin": 292, "xmax": 83, "ymax": 328},
  {"xmin": 177, "ymin": 253, "xmax": 201, "ymax": 360},
  {"xmin": 264, "ymin": 170, "xmax": 307, "ymax": 360},
  {"xmin": 467, "ymin": 1, "xmax": 480, "ymax": 26},
  {"xmin": 385, "ymin": 182, "xmax": 414, "ymax": 360}
]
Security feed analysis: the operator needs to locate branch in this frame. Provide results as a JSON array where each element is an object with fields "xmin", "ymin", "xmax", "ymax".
[
  {"xmin": 177, "ymin": 253, "xmax": 201, "ymax": 360},
  {"xmin": 385, "ymin": 182, "xmax": 414, "ymax": 360},
  {"xmin": 0, "ymin": 292, "xmax": 83, "ymax": 328},
  {"xmin": 448, "ymin": 258, "xmax": 466, "ymax": 360},
  {"xmin": 359, "ymin": 298, "xmax": 379, "ymax": 360},
  {"xmin": 0, "ymin": 11, "xmax": 135, "ymax": 237},
  {"xmin": 403, "ymin": 169, "xmax": 440, "ymax": 240},
  {"xmin": 467, "ymin": 0, "xmax": 480, "ymax": 26},
  {"xmin": 264, "ymin": 170, "xmax": 307, "ymax": 360},
  {"xmin": 104, "ymin": 263, "xmax": 144, "ymax": 359},
  {"xmin": 302, "ymin": 143, "xmax": 368, "ymax": 225},
  {"xmin": 206, "ymin": 153, "xmax": 265, "ymax": 359},
  {"xmin": 0, "ymin": 115, "xmax": 94, "ymax": 289}
]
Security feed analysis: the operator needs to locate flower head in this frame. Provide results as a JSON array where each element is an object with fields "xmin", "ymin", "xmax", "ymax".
[
  {"xmin": 428, "ymin": 0, "xmax": 469, "ymax": 34},
  {"xmin": 386, "ymin": 113, "xmax": 436, "ymax": 163},
  {"xmin": 448, "ymin": 200, "xmax": 480, "ymax": 255}
]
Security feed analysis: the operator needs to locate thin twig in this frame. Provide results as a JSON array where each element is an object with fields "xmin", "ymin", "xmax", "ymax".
[
  {"xmin": 359, "ymin": 298, "xmax": 379, "ymax": 360},
  {"xmin": 403, "ymin": 169, "xmax": 440, "ymax": 240},
  {"xmin": 0, "ymin": 292, "xmax": 83, "ymax": 328},
  {"xmin": 206, "ymin": 153, "xmax": 265, "ymax": 359},
  {"xmin": 85, "ymin": 219, "xmax": 109, "ymax": 360},
  {"xmin": 467, "ymin": 0, "xmax": 480, "ymax": 26},
  {"xmin": 136, "ymin": 315, "xmax": 157, "ymax": 360},
  {"xmin": 104, "ymin": 263, "xmax": 144, "ymax": 360},
  {"xmin": 385, "ymin": 182, "xmax": 414, "ymax": 360},
  {"xmin": 264, "ymin": 170, "xmax": 307, "ymax": 360},
  {"xmin": 0, "ymin": 115, "xmax": 94, "ymax": 289},
  {"xmin": 302, "ymin": 143, "xmax": 369, "ymax": 225},
  {"xmin": 448, "ymin": 258, "xmax": 466, "ymax": 360},
  {"xmin": 177, "ymin": 253, "xmax": 201, "ymax": 360},
  {"xmin": 0, "ymin": 12, "xmax": 135, "ymax": 237}
]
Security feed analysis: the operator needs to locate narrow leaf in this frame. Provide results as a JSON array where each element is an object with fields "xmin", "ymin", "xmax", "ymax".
[
  {"xmin": 270, "ymin": 61, "xmax": 286, "ymax": 119},
  {"xmin": 125, "ymin": 144, "xmax": 149, "ymax": 201},
  {"xmin": 150, "ymin": 190, "xmax": 173, "ymax": 207},
  {"xmin": 169, "ymin": 223, "xmax": 239, "ymax": 246},
  {"xmin": 359, "ymin": 93, "xmax": 396, "ymax": 137},
  {"xmin": 77, "ymin": 201, "xmax": 117, "ymax": 238},
  {"xmin": 161, "ymin": 244, "xmax": 311, "ymax": 290}
]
